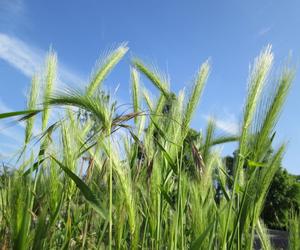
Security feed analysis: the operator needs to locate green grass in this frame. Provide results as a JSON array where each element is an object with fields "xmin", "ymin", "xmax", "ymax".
[{"xmin": 0, "ymin": 45, "xmax": 298, "ymax": 249}]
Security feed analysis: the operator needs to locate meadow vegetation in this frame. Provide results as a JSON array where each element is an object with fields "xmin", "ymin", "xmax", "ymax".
[{"xmin": 0, "ymin": 44, "xmax": 299, "ymax": 249}]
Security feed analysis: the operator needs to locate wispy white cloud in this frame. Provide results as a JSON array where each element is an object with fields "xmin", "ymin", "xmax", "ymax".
[
  {"xmin": 0, "ymin": 0, "xmax": 28, "ymax": 37},
  {"xmin": 0, "ymin": 33, "xmax": 85, "ymax": 86},
  {"xmin": 0, "ymin": 96, "xmax": 43, "ymax": 144},
  {"xmin": 258, "ymin": 27, "xmax": 271, "ymax": 37},
  {"xmin": 0, "ymin": 98, "xmax": 12, "ymax": 113},
  {"xmin": 0, "ymin": 97, "xmax": 24, "ymax": 143},
  {"xmin": 203, "ymin": 114, "xmax": 239, "ymax": 135},
  {"xmin": 0, "ymin": 142, "xmax": 20, "ymax": 151},
  {"xmin": 0, "ymin": 33, "xmax": 86, "ymax": 150},
  {"xmin": 0, "ymin": 0, "xmax": 25, "ymax": 18},
  {"xmin": 0, "ymin": 151, "xmax": 14, "ymax": 160},
  {"xmin": 0, "ymin": 124, "xmax": 23, "ymax": 143},
  {"xmin": 0, "ymin": 33, "xmax": 41, "ymax": 76}
]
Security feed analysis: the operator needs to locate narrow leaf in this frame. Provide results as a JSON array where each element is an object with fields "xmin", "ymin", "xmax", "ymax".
[{"xmin": 51, "ymin": 156, "xmax": 108, "ymax": 219}]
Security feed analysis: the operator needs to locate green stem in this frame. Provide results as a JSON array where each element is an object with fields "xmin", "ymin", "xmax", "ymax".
[{"xmin": 108, "ymin": 131, "xmax": 113, "ymax": 250}]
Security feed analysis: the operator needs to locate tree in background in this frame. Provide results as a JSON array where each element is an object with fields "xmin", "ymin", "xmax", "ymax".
[
  {"xmin": 224, "ymin": 153, "xmax": 300, "ymax": 229},
  {"xmin": 261, "ymin": 167, "xmax": 300, "ymax": 229}
]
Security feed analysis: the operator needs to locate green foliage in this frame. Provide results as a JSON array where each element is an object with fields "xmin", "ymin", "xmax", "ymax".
[{"xmin": 262, "ymin": 168, "xmax": 300, "ymax": 229}]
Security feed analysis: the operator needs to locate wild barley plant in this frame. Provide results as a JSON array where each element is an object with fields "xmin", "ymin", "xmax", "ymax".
[{"xmin": 0, "ymin": 44, "xmax": 297, "ymax": 250}]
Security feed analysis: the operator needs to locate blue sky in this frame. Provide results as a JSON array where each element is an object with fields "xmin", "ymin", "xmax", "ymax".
[{"xmin": 0, "ymin": 0, "xmax": 299, "ymax": 174}]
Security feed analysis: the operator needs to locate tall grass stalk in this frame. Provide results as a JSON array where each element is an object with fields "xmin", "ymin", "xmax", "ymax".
[
  {"xmin": 42, "ymin": 51, "xmax": 57, "ymax": 131},
  {"xmin": 25, "ymin": 75, "xmax": 39, "ymax": 145}
]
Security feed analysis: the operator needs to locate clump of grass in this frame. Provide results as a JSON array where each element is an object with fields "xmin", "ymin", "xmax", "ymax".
[{"xmin": 0, "ymin": 45, "xmax": 297, "ymax": 250}]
